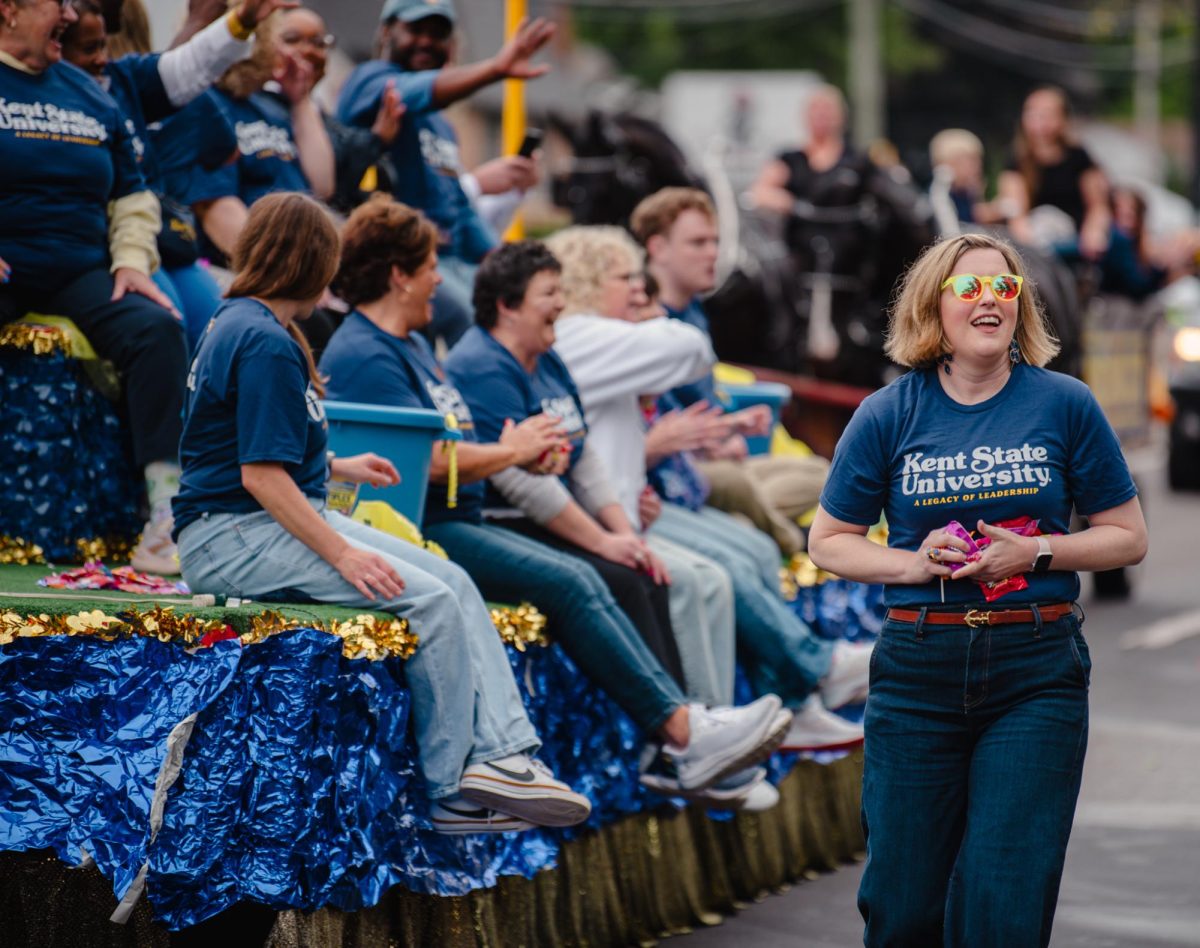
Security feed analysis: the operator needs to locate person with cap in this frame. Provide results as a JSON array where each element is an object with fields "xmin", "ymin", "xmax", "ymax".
[{"xmin": 336, "ymin": 0, "xmax": 552, "ymax": 348}]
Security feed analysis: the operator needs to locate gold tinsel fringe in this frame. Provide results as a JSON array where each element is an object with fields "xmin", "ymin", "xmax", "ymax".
[
  {"xmin": 0, "ymin": 322, "xmax": 73, "ymax": 356},
  {"xmin": 0, "ymin": 606, "xmax": 418, "ymax": 661},
  {"xmin": 0, "ymin": 535, "xmax": 136, "ymax": 566},
  {"xmin": 489, "ymin": 602, "xmax": 548, "ymax": 650},
  {"xmin": 0, "ymin": 746, "xmax": 864, "ymax": 947}
]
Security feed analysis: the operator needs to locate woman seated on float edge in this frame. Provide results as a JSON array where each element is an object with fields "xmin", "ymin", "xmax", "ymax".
[
  {"xmin": 172, "ymin": 192, "xmax": 589, "ymax": 835},
  {"xmin": 808, "ymin": 232, "xmax": 1147, "ymax": 945},
  {"xmin": 0, "ymin": 0, "xmax": 187, "ymax": 575},
  {"xmin": 318, "ymin": 197, "xmax": 790, "ymax": 808}
]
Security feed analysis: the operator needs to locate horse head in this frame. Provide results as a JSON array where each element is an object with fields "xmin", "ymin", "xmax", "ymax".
[{"xmin": 550, "ymin": 110, "xmax": 707, "ymax": 226}]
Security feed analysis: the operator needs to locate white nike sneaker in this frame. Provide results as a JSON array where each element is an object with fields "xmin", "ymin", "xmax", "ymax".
[
  {"xmin": 779, "ymin": 696, "xmax": 865, "ymax": 753},
  {"xmin": 640, "ymin": 764, "xmax": 766, "ymax": 807},
  {"xmin": 663, "ymin": 697, "xmax": 791, "ymax": 791},
  {"xmin": 819, "ymin": 640, "xmax": 873, "ymax": 709},
  {"xmin": 459, "ymin": 755, "xmax": 591, "ymax": 828},
  {"xmin": 430, "ymin": 797, "xmax": 535, "ymax": 835}
]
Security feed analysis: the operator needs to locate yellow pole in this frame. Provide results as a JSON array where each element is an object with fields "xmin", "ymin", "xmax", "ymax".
[{"xmin": 501, "ymin": 0, "xmax": 528, "ymax": 241}]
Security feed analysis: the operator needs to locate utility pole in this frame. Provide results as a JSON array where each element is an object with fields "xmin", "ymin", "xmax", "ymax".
[
  {"xmin": 1133, "ymin": 0, "xmax": 1162, "ymax": 152},
  {"xmin": 848, "ymin": 0, "xmax": 885, "ymax": 147}
]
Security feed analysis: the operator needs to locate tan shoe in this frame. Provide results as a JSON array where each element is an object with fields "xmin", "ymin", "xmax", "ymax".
[{"xmin": 130, "ymin": 517, "xmax": 180, "ymax": 576}]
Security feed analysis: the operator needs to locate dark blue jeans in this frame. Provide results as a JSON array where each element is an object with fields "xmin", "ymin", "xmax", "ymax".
[
  {"xmin": 424, "ymin": 519, "xmax": 685, "ymax": 734},
  {"xmin": 858, "ymin": 610, "xmax": 1091, "ymax": 947}
]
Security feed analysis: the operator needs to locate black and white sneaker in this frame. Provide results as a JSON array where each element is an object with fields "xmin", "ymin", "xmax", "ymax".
[
  {"xmin": 640, "ymin": 762, "xmax": 768, "ymax": 810},
  {"xmin": 459, "ymin": 755, "xmax": 591, "ymax": 828},
  {"xmin": 430, "ymin": 798, "xmax": 535, "ymax": 835}
]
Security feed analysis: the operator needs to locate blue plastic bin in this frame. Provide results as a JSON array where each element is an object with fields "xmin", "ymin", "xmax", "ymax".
[
  {"xmin": 720, "ymin": 381, "xmax": 792, "ymax": 455},
  {"xmin": 323, "ymin": 401, "xmax": 461, "ymax": 525}
]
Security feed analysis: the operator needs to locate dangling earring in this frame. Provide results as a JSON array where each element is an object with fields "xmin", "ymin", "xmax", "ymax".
[
  {"xmin": 1009, "ymin": 338, "xmax": 1021, "ymax": 365},
  {"xmin": 936, "ymin": 352, "xmax": 953, "ymax": 376}
]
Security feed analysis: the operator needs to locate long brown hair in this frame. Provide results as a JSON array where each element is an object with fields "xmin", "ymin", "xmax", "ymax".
[
  {"xmin": 228, "ymin": 192, "xmax": 339, "ymax": 394},
  {"xmin": 1012, "ymin": 86, "xmax": 1073, "ymax": 207}
]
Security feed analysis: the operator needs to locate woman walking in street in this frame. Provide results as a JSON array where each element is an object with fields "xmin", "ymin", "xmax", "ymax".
[{"xmin": 809, "ymin": 232, "xmax": 1147, "ymax": 947}]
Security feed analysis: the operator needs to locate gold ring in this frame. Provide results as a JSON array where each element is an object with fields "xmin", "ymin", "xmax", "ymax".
[{"xmin": 926, "ymin": 547, "xmax": 940, "ymax": 562}]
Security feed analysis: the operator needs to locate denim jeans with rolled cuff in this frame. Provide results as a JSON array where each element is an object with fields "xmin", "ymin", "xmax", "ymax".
[
  {"xmin": 858, "ymin": 608, "xmax": 1091, "ymax": 948},
  {"xmin": 177, "ymin": 501, "xmax": 540, "ymax": 800}
]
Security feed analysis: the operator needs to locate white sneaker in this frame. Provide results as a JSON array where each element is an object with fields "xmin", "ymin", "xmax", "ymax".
[
  {"xmin": 819, "ymin": 640, "xmax": 873, "ymax": 709},
  {"xmin": 738, "ymin": 778, "xmax": 781, "ymax": 813},
  {"xmin": 430, "ymin": 797, "xmax": 535, "ymax": 835},
  {"xmin": 459, "ymin": 755, "xmax": 591, "ymax": 828},
  {"xmin": 640, "ymin": 764, "xmax": 765, "ymax": 807},
  {"xmin": 130, "ymin": 516, "xmax": 179, "ymax": 575},
  {"xmin": 779, "ymin": 696, "xmax": 865, "ymax": 753},
  {"xmin": 664, "ymin": 696, "xmax": 791, "ymax": 791}
]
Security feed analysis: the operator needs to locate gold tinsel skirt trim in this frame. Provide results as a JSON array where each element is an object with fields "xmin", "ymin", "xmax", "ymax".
[{"xmin": 0, "ymin": 754, "xmax": 864, "ymax": 947}]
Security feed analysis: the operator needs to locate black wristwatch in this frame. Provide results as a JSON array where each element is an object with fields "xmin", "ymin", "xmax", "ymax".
[{"xmin": 1031, "ymin": 535, "xmax": 1053, "ymax": 574}]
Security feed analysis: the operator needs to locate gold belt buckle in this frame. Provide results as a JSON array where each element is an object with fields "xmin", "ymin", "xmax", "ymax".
[{"xmin": 964, "ymin": 609, "xmax": 992, "ymax": 628}]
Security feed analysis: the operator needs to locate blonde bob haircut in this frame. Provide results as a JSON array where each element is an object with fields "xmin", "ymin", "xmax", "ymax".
[
  {"xmin": 544, "ymin": 225, "xmax": 644, "ymax": 317},
  {"xmin": 885, "ymin": 232, "xmax": 1060, "ymax": 369}
]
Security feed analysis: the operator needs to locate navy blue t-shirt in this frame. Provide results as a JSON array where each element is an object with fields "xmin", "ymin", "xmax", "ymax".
[
  {"xmin": 320, "ymin": 313, "xmax": 483, "ymax": 526},
  {"xmin": 153, "ymin": 92, "xmax": 238, "ymax": 204},
  {"xmin": 444, "ymin": 326, "xmax": 588, "ymax": 514},
  {"xmin": 102, "ymin": 53, "xmax": 172, "ymax": 192},
  {"xmin": 336, "ymin": 62, "xmax": 496, "ymax": 263},
  {"xmin": 663, "ymin": 298, "xmax": 719, "ymax": 407},
  {"xmin": 0, "ymin": 60, "xmax": 146, "ymax": 290},
  {"xmin": 186, "ymin": 89, "xmax": 309, "ymax": 208},
  {"xmin": 819, "ymin": 364, "xmax": 1138, "ymax": 607},
  {"xmin": 173, "ymin": 298, "xmax": 329, "ymax": 537}
]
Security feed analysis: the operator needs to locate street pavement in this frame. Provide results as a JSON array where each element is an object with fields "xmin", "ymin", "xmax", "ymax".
[{"xmin": 679, "ymin": 462, "xmax": 1200, "ymax": 947}]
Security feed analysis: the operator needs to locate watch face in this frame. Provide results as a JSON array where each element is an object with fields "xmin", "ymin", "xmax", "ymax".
[{"xmin": 1034, "ymin": 552, "xmax": 1053, "ymax": 573}]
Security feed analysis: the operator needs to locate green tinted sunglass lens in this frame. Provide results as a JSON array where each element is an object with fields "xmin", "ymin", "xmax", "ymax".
[{"xmin": 953, "ymin": 275, "xmax": 982, "ymax": 299}]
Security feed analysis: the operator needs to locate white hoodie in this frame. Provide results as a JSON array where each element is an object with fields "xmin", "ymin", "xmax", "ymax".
[{"xmin": 553, "ymin": 313, "xmax": 715, "ymax": 528}]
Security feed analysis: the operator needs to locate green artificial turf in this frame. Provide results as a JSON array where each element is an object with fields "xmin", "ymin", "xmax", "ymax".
[{"xmin": 0, "ymin": 564, "xmax": 391, "ymax": 632}]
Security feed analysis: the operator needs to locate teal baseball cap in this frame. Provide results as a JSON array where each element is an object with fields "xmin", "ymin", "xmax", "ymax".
[{"xmin": 379, "ymin": 0, "xmax": 457, "ymax": 25}]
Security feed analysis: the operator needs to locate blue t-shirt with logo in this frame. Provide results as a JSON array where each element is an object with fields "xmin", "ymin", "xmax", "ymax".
[
  {"xmin": 152, "ymin": 92, "xmax": 238, "ymax": 205},
  {"xmin": 320, "ymin": 312, "xmax": 483, "ymax": 526},
  {"xmin": 819, "ymin": 364, "xmax": 1137, "ymax": 607},
  {"xmin": 173, "ymin": 298, "xmax": 329, "ymax": 537},
  {"xmin": 102, "ymin": 53, "xmax": 172, "ymax": 192},
  {"xmin": 444, "ymin": 326, "xmax": 588, "ymax": 514},
  {"xmin": 186, "ymin": 89, "xmax": 309, "ymax": 208},
  {"xmin": 0, "ymin": 60, "xmax": 146, "ymax": 290},
  {"xmin": 336, "ymin": 62, "xmax": 496, "ymax": 263}
]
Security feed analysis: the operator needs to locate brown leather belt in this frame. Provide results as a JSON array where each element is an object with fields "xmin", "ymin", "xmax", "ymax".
[{"xmin": 886, "ymin": 602, "xmax": 1074, "ymax": 629}]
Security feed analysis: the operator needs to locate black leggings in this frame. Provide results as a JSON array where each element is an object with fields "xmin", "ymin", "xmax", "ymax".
[
  {"xmin": 0, "ymin": 267, "xmax": 187, "ymax": 468},
  {"xmin": 497, "ymin": 518, "xmax": 687, "ymax": 691}
]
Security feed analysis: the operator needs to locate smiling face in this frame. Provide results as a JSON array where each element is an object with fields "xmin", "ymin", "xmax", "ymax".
[
  {"xmin": 4, "ymin": 0, "xmax": 78, "ymax": 71},
  {"xmin": 939, "ymin": 247, "xmax": 1020, "ymax": 371},
  {"xmin": 597, "ymin": 249, "xmax": 643, "ymax": 321},
  {"xmin": 504, "ymin": 269, "xmax": 565, "ymax": 356},
  {"xmin": 1021, "ymin": 89, "xmax": 1067, "ymax": 148},
  {"xmin": 277, "ymin": 9, "xmax": 329, "ymax": 84},
  {"xmin": 61, "ymin": 8, "xmax": 106, "ymax": 77},
  {"xmin": 402, "ymin": 249, "xmax": 441, "ymax": 328},
  {"xmin": 384, "ymin": 14, "xmax": 453, "ymax": 72}
]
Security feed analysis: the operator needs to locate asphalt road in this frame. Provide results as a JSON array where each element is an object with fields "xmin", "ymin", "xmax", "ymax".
[{"xmin": 679, "ymin": 463, "xmax": 1200, "ymax": 947}]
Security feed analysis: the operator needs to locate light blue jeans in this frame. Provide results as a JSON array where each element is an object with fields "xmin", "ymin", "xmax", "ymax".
[
  {"xmin": 177, "ymin": 502, "xmax": 539, "ymax": 799},
  {"xmin": 650, "ymin": 501, "xmax": 834, "ymax": 705}
]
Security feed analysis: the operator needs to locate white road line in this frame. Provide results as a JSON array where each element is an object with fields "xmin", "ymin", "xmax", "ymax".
[{"xmin": 1120, "ymin": 607, "xmax": 1200, "ymax": 650}]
